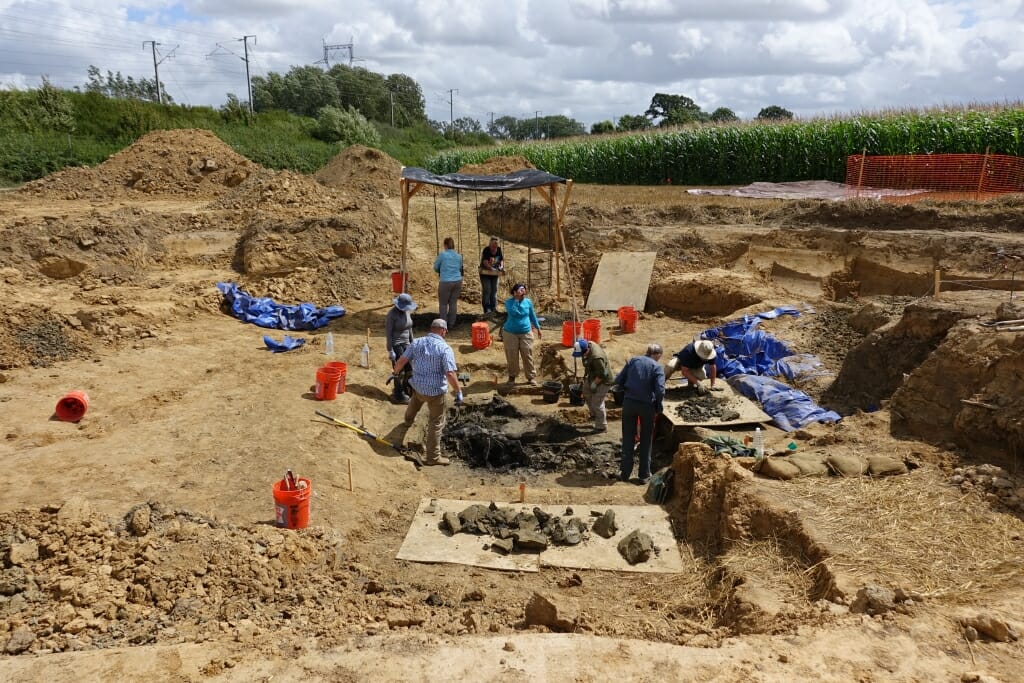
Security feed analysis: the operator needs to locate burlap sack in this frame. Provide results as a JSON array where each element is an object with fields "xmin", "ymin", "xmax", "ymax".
[
  {"xmin": 758, "ymin": 456, "xmax": 801, "ymax": 480},
  {"xmin": 825, "ymin": 454, "xmax": 868, "ymax": 477},
  {"xmin": 788, "ymin": 454, "xmax": 829, "ymax": 477},
  {"xmin": 867, "ymin": 455, "xmax": 909, "ymax": 477}
]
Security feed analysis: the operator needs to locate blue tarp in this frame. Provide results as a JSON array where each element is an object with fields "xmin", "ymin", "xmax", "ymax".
[
  {"xmin": 263, "ymin": 335, "xmax": 306, "ymax": 352},
  {"xmin": 730, "ymin": 375, "xmax": 841, "ymax": 432},
  {"xmin": 701, "ymin": 306, "xmax": 841, "ymax": 431},
  {"xmin": 216, "ymin": 282, "xmax": 345, "ymax": 331}
]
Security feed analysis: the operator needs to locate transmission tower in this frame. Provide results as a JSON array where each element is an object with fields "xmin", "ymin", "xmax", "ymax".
[{"xmin": 316, "ymin": 38, "xmax": 363, "ymax": 68}]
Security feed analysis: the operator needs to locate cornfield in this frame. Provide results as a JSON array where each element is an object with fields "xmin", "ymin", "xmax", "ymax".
[{"xmin": 425, "ymin": 108, "xmax": 1024, "ymax": 186}]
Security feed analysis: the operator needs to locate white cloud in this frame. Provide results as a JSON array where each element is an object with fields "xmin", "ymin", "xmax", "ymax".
[{"xmin": 630, "ymin": 41, "xmax": 653, "ymax": 57}]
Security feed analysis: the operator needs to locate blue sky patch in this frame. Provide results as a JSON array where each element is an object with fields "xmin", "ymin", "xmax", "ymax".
[{"xmin": 126, "ymin": 3, "xmax": 206, "ymax": 25}]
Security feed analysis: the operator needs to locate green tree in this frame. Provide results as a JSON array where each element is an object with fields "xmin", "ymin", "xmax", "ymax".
[
  {"xmin": 35, "ymin": 78, "xmax": 77, "ymax": 133},
  {"xmin": 757, "ymin": 105, "xmax": 794, "ymax": 120},
  {"xmin": 645, "ymin": 93, "xmax": 703, "ymax": 126},
  {"xmin": 616, "ymin": 114, "xmax": 649, "ymax": 131},
  {"xmin": 312, "ymin": 105, "xmax": 381, "ymax": 146},
  {"xmin": 591, "ymin": 120, "xmax": 614, "ymax": 135},
  {"xmin": 82, "ymin": 65, "xmax": 167, "ymax": 103},
  {"xmin": 385, "ymin": 73, "xmax": 426, "ymax": 124},
  {"xmin": 541, "ymin": 115, "xmax": 585, "ymax": 138},
  {"xmin": 220, "ymin": 93, "xmax": 253, "ymax": 124},
  {"xmin": 709, "ymin": 107, "xmax": 738, "ymax": 123}
]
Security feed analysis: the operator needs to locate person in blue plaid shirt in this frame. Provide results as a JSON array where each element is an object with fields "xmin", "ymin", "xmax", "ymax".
[{"xmin": 391, "ymin": 318, "xmax": 464, "ymax": 465}]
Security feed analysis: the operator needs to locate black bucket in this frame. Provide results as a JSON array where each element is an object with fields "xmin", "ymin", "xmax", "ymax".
[
  {"xmin": 568, "ymin": 383, "xmax": 585, "ymax": 406},
  {"xmin": 541, "ymin": 380, "xmax": 562, "ymax": 404},
  {"xmin": 611, "ymin": 386, "xmax": 624, "ymax": 406}
]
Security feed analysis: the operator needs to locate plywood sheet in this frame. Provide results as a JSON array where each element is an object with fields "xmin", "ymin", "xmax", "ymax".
[
  {"xmin": 585, "ymin": 251, "xmax": 657, "ymax": 311},
  {"xmin": 396, "ymin": 498, "xmax": 685, "ymax": 574},
  {"xmin": 661, "ymin": 380, "xmax": 770, "ymax": 428}
]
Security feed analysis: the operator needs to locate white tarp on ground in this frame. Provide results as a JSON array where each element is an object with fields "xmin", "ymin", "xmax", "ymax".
[
  {"xmin": 687, "ymin": 180, "xmax": 927, "ymax": 201},
  {"xmin": 397, "ymin": 498, "xmax": 686, "ymax": 574}
]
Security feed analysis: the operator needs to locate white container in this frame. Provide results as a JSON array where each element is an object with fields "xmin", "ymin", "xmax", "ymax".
[
  {"xmin": 753, "ymin": 427, "xmax": 765, "ymax": 461},
  {"xmin": 325, "ymin": 332, "xmax": 334, "ymax": 355},
  {"xmin": 360, "ymin": 342, "xmax": 370, "ymax": 368}
]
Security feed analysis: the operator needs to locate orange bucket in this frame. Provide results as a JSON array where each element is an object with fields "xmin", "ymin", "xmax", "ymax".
[
  {"xmin": 325, "ymin": 361, "xmax": 347, "ymax": 394},
  {"xmin": 582, "ymin": 318, "xmax": 601, "ymax": 344},
  {"xmin": 561, "ymin": 320, "xmax": 582, "ymax": 347},
  {"xmin": 618, "ymin": 307, "xmax": 639, "ymax": 333},
  {"xmin": 273, "ymin": 477, "xmax": 311, "ymax": 529},
  {"xmin": 315, "ymin": 367, "xmax": 342, "ymax": 400},
  {"xmin": 55, "ymin": 390, "xmax": 89, "ymax": 422},
  {"xmin": 391, "ymin": 271, "xmax": 408, "ymax": 293},
  {"xmin": 471, "ymin": 321, "xmax": 491, "ymax": 349}
]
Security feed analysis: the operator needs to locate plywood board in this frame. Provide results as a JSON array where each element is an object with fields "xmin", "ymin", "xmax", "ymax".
[
  {"xmin": 396, "ymin": 498, "xmax": 685, "ymax": 574},
  {"xmin": 661, "ymin": 380, "xmax": 770, "ymax": 428},
  {"xmin": 585, "ymin": 251, "xmax": 657, "ymax": 311}
]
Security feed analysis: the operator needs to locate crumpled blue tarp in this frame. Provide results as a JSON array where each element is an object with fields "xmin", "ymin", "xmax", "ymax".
[
  {"xmin": 263, "ymin": 335, "xmax": 306, "ymax": 352},
  {"xmin": 730, "ymin": 375, "xmax": 842, "ymax": 432},
  {"xmin": 216, "ymin": 282, "xmax": 345, "ymax": 330},
  {"xmin": 700, "ymin": 305, "xmax": 841, "ymax": 430}
]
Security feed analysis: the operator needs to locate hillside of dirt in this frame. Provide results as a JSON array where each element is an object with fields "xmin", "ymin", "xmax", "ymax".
[
  {"xmin": 314, "ymin": 144, "xmax": 403, "ymax": 197},
  {"xmin": 18, "ymin": 129, "xmax": 255, "ymax": 200},
  {"xmin": 2, "ymin": 142, "xmax": 1024, "ymax": 681},
  {"xmin": 457, "ymin": 155, "xmax": 536, "ymax": 175}
]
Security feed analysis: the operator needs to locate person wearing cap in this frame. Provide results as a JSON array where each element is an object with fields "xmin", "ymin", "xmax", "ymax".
[
  {"xmin": 385, "ymin": 292, "xmax": 417, "ymax": 404},
  {"xmin": 391, "ymin": 318, "xmax": 463, "ymax": 466},
  {"xmin": 502, "ymin": 282, "xmax": 541, "ymax": 385},
  {"xmin": 666, "ymin": 339, "xmax": 719, "ymax": 395},
  {"xmin": 433, "ymin": 236, "xmax": 464, "ymax": 329},
  {"xmin": 478, "ymin": 236, "xmax": 505, "ymax": 316},
  {"xmin": 613, "ymin": 344, "xmax": 665, "ymax": 483},
  {"xmin": 573, "ymin": 338, "xmax": 614, "ymax": 433}
]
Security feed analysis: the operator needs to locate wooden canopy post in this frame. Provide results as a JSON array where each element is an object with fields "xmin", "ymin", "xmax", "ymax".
[
  {"xmin": 534, "ymin": 179, "xmax": 574, "ymax": 300},
  {"xmin": 399, "ymin": 178, "xmax": 426, "ymax": 294}
]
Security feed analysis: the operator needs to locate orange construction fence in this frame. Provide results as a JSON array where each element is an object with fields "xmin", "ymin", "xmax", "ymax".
[{"xmin": 844, "ymin": 152, "xmax": 1024, "ymax": 202}]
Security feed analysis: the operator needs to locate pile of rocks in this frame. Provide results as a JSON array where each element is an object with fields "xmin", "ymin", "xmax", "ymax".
[
  {"xmin": 444, "ymin": 503, "xmax": 591, "ymax": 554},
  {"xmin": 672, "ymin": 394, "xmax": 739, "ymax": 423},
  {"xmin": 951, "ymin": 464, "xmax": 1024, "ymax": 512}
]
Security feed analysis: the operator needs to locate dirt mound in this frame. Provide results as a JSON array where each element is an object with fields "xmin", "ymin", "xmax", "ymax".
[
  {"xmin": 19, "ymin": 130, "xmax": 255, "ymax": 200},
  {"xmin": 314, "ymin": 145, "xmax": 403, "ymax": 197},
  {"xmin": 457, "ymin": 156, "xmax": 535, "ymax": 176},
  {"xmin": 0, "ymin": 306, "xmax": 91, "ymax": 370},
  {"xmin": 205, "ymin": 168, "xmax": 357, "ymax": 213}
]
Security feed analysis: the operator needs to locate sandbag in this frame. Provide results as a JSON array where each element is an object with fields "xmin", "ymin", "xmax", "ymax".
[
  {"xmin": 826, "ymin": 454, "xmax": 868, "ymax": 477},
  {"xmin": 758, "ymin": 456, "xmax": 801, "ymax": 480},
  {"xmin": 867, "ymin": 455, "xmax": 909, "ymax": 477},
  {"xmin": 788, "ymin": 454, "xmax": 829, "ymax": 477}
]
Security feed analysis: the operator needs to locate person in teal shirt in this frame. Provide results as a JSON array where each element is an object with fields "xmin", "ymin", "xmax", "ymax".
[
  {"xmin": 501, "ymin": 282, "xmax": 541, "ymax": 385},
  {"xmin": 433, "ymin": 236, "xmax": 463, "ymax": 329}
]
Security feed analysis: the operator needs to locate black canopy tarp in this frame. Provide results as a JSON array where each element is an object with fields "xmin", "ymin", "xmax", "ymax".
[{"xmin": 401, "ymin": 167, "xmax": 566, "ymax": 192}]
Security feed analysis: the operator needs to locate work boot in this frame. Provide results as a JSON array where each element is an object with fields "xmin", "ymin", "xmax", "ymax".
[
  {"xmin": 393, "ymin": 384, "xmax": 410, "ymax": 404},
  {"xmin": 424, "ymin": 456, "xmax": 451, "ymax": 466}
]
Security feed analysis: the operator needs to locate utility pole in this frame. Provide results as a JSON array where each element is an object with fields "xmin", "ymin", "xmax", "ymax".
[
  {"xmin": 390, "ymin": 91, "xmax": 395, "ymax": 127},
  {"xmin": 446, "ymin": 89, "xmax": 458, "ymax": 137},
  {"xmin": 241, "ymin": 35, "xmax": 255, "ymax": 115},
  {"xmin": 534, "ymin": 110, "xmax": 542, "ymax": 139},
  {"xmin": 488, "ymin": 112, "xmax": 494, "ymax": 130},
  {"xmin": 143, "ymin": 41, "xmax": 177, "ymax": 105}
]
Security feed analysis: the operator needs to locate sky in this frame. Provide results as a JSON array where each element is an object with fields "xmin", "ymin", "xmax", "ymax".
[{"xmin": 1, "ymin": 0, "xmax": 1023, "ymax": 129}]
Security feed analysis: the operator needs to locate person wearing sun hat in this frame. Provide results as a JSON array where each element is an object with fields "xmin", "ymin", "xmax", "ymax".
[
  {"xmin": 573, "ymin": 338, "xmax": 615, "ymax": 433},
  {"xmin": 385, "ymin": 292, "xmax": 418, "ymax": 403},
  {"xmin": 665, "ymin": 338, "xmax": 719, "ymax": 395}
]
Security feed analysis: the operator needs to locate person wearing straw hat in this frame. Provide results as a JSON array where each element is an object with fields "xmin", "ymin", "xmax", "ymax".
[
  {"xmin": 392, "ymin": 319, "xmax": 463, "ymax": 466},
  {"xmin": 385, "ymin": 292, "xmax": 417, "ymax": 404},
  {"xmin": 573, "ymin": 338, "xmax": 614, "ymax": 433},
  {"xmin": 434, "ymin": 236, "xmax": 464, "ymax": 329},
  {"xmin": 614, "ymin": 344, "xmax": 665, "ymax": 484},
  {"xmin": 665, "ymin": 339, "xmax": 720, "ymax": 395},
  {"xmin": 478, "ymin": 236, "xmax": 505, "ymax": 316},
  {"xmin": 502, "ymin": 282, "xmax": 541, "ymax": 385}
]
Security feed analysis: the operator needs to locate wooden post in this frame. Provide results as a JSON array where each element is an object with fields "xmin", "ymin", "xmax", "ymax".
[
  {"xmin": 400, "ymin": 179, "xmax": 409, "ymax": 290},
  {"xmin": 934, "ymin": 269, "xmax": 941, "ymax": 296},
  {"xmin": 347, "ymin": 458, "xmax": 353, "ymax": 491},
  {"xmin": 976, "ymin": 146, "xmax": 991, "ymax": 200},
  {"xmin": 855, "ymin": 148, "xmax": 867, "ymax": 199}
]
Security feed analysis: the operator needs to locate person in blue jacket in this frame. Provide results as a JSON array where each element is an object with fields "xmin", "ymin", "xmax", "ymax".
[
  {"xmin": 433, "ymin": 236, "xmax": 463, "ymax": 329},
  {"xmin": 614, "ymin": 344, "xmax": 665, "ymax": 484},
  {"xmin": 501, "ymin": 282, "xmax": 541, "ymax": 385}
]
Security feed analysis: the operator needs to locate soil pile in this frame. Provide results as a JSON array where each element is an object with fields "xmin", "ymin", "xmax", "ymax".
[
  {"xmin": 205, "ymin": 168, "xmax": 356, "ymax": 214},
  {"xmin": 314, "ymin": 145, "xmax": 403, "ymax": 197},
  {"xmin": 0, "ymin": 307, "xmax": 91, "ymax": 370},
  {"xmin": 19, "ymin": 130, "xmax": 255, "ymax": 200},
  {"xmin": 457, "ymin": 155, "xmax": 535, "ymax": 175}
]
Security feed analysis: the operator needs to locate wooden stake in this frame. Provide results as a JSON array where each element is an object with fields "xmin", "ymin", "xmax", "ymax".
[
  {"xmin": 934, "ymin": 269, "xmax": 941, "ymax": 296},
  {"xmin": 519, "ymin": 481, "xmax": 526, "ymax": 503},
  {"xmin": 347, "ymin": 458, "xmax": 353, "ymax": 491},
  {"xmin": 360, "ymin": 406, "xmax": 365, "ymax": 428}
]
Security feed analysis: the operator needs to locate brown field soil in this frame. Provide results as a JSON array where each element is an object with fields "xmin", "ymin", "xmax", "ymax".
[{"xmin": 1, "ymin": 136, "xmax": 1023, "ymax": 682}]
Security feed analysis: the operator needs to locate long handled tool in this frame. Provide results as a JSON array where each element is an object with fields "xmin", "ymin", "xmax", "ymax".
[{"xmin": 315, "ymin": 410, "xmax": 423, "ymax": 469}]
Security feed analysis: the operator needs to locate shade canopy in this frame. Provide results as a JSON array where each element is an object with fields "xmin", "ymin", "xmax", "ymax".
[{"xmin": 401, "ymin": 167, "xmax": 567, "ymax": 192}]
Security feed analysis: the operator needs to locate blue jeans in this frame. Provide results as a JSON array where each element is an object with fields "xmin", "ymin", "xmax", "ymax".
[
  {"xmin": 480, "ymin": 276, "xmax": 498, "ymax": 313},
  {"xmin": 620, "ymin": 398, "xmax": 656, "ymax": 481}
]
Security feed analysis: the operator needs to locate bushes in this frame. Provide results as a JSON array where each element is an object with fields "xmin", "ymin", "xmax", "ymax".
[{"xmin": 312, "ymin": 106, "xmax": 382, "ymax": 147}]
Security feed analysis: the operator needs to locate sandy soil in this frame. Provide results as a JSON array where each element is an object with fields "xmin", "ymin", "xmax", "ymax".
[{"xmin": 1, "ymin": 135, "xmax": 1023, "ymax": 682}]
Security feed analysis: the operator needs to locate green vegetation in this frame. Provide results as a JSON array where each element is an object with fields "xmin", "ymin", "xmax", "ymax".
[{"xmin": 426, "ymin": 107, "xmax": 1024, "ymax": 185}]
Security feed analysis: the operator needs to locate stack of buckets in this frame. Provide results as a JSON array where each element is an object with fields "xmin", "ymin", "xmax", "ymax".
[
  {"xmin": 617, "ymin": 306, "xmax": 639, "ymax": 333},
  {"xmin": 471, "ymin": 321, "xmax": 491, "ymax": 350},
  {"xmin": 561, "ymin": 320, "xmax": 583, "ymax": 347},
  {"xmin": 315, "ymin": 362, "xmax": 347, "ymax": 400},
  {"xmin": 582, "ymin": 318, "xmax": 601, "ymax": 343}
]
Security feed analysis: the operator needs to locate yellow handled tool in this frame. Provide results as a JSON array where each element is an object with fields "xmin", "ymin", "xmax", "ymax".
[{"xmin": 315, "ymin": 410, "xmax": 422, "ymax": 469}]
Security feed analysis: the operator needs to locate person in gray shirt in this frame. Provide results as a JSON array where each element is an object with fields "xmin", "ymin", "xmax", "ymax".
[{"xmin": 385, "ymin": 292, "xmax": 417, "ymax": 403}]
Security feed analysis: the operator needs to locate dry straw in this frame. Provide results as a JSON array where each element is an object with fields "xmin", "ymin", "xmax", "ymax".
[{"xmin": 786, "ymin": 468, "xmax": 1024, "ymax": 601}]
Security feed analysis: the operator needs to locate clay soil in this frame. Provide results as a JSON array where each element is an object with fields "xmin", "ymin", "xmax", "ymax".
[{"xmin": 1, "ymin": 132, "xmax": 1023, "ymax": 682}]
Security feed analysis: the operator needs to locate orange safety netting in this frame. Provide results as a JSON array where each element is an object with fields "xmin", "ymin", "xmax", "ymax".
[{"xmin": 844, "ymin": 153, "xmax": 1024, "ymax": 202}]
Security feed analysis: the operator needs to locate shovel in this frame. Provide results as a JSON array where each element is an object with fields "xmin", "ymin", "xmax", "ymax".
[{"xmin": 315, "ymin": 410, "xmax": 423, "ymax": 469}]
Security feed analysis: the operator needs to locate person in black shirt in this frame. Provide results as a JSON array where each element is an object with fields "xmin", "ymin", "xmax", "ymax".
[
  {"xmin": 478, "ymin": 236, "xmax": 504, "ymax": 315},
  {"xmin": 666, "ymin": 339, "xmax": 719, "ymax": 395}
]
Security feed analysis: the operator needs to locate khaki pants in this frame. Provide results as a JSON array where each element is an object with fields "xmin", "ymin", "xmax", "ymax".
[
  {"xmin": 404, "ymin": 390, "xmax": 447, "ymax": 462},
  {"xmin": 582, "ymin": 381, "xmax": 611, "ymax": 429},
  {"xmin": 503, "ymin": 330, "xmax": 535, "ymax": 380}
]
